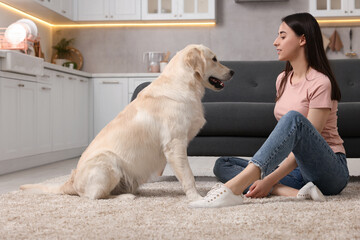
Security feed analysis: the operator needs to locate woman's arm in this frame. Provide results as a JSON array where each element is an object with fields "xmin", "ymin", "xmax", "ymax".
[
  {"xmin": 245, "ymin": 108, "xmax": 331, "ymax": 198},
  {"xmin": 268, "ymin": 108, "xmax": 331, "ymax": 183}
]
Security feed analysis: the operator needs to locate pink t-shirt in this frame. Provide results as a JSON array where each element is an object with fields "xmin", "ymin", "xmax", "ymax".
[{"xmin": 274, "ymin": 68, "xmax": 345, "ymax": 154}]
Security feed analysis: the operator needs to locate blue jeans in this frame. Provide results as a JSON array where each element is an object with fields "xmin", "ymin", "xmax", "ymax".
[{"xmin": 213, "ymin": 111, "xmax": 349, "ymax": 195}]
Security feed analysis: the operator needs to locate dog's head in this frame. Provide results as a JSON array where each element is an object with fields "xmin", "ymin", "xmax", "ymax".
[{"xmin": 183, "ymin": 44, "xmax": 234, "ymax": 91}]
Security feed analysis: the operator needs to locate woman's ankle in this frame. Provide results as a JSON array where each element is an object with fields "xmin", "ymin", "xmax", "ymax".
[{"xmin": 271, "ymin": 183, "xmax": 299, "ymax": 197}]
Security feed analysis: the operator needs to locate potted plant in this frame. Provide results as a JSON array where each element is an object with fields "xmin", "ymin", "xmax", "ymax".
[{"xmin": 52, "ymin": 38, "xmax": 74, "ymax": 66}]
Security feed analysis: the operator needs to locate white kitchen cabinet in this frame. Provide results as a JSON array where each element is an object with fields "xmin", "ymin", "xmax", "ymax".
[
  {"xmin": 52, "ymin": 72, "xmax": 90, "ymax": 150},
  {"xmin": 59, "ymin": 0, "xmax": 73, "ymax": 19},
  {"xmin": 0, "ymin": 64, "xmax": 90, "ymax": 174},
  {"xmin": 0, "ymin": 78, "xmax": 37, "ymax": 161},
  {"xmin": 77, "ymin": 77, "xmax": 90, "ymax": 147},
  {"xmin": 35, "ymin": 0, "xmax": 59, "ymax": 10},
  {"xmin": 77, "ymin": 0, "xmax": 141, "ymax": 21},
  {"xmin": 37, "ymin": 82, "xmax": 52, "ymax": 154},
  {"xmin": 19, "ymin": 81, "xmax": 37, "ymax": 156},
  {"xmin": 34, "ymin": 0, "xmax": 73, "ymax": 19},
  {"xmin": 93, "ymin": 76, "xmax": 156, "ymax": 136},
  {"xmin": 37, "ymin": 69, "xmax": 53, "ymax": 155},
  {"xmin": 93, "ymin": 78, "xmax": 128, "ymax": 136},
  {"xmin": 141, "ymin": 0, "xmax": 215, "ymax": 20},
  {"xmin": 0, "ymin": 78, "xmax": 20, "ymax": 160},
  {"xmin": 51, "ymin": 71, "xmax": 65, "ymax": 151},
  {"xmin": 310, "ymin": 0, "xmax": 360, "ymax": 17},
  {"xmin": 128, "ymin": 77, "xmax": 154, "ymax": 102},
  {"xmin": 63, "ymin": 74, "xmax": 78, "ymax": 148}
]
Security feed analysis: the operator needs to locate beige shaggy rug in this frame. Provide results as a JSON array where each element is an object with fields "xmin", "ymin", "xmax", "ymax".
[{"xmin": 0, "ymin": 175, "xmax": 360, "ymax": 240}]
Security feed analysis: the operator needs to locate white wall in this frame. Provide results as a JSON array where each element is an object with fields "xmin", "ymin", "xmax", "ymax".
[{"xmin": 0, "ymin": 6, "xmax": 53, "ymax": 62}]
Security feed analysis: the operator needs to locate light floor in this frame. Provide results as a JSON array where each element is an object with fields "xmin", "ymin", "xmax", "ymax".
[{"xmin": 1, "ymin": 157, "xmax": 359, "ymax": 195}]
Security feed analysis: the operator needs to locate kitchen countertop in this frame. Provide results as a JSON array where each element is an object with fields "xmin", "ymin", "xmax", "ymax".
[
  {"xmin": 46, "ymin": 63, "xmax": 160, "ymax": 78},
  {"xmin": 44, "ymin": 62, "xmax": 92, "ymax": 77}
]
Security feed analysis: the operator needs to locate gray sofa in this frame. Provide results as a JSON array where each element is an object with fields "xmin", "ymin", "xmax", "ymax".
[{"xmin": 132, "ymin": 60, "xmax": 360, "ymax": 158}]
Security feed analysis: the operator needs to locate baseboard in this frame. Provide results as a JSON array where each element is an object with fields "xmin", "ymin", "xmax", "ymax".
[{"xmin": 0, "ymin": 147, "xmax": 86, "ymax": 175}]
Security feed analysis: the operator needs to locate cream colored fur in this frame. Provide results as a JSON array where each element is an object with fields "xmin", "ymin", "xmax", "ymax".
[{"xmin": 20, "ymin": 44, "xmax": 233, "ymax": 201}]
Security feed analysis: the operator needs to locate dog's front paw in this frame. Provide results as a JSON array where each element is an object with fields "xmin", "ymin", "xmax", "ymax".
[{"xmin": 186, "ymin": 192, "xmax": 202, "ymax": 202}]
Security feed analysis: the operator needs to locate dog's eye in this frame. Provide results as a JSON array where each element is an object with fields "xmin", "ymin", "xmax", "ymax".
[{"xmin": 212, "ymin": 57, "xmax": 217, "ymax": 62}]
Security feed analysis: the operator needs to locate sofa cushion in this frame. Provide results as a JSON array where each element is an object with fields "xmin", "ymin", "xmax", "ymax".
[
  {"xmin": 202, "ymin": 61, "xmax": 285, "ymax": 103},
  {"xmin": 198, "ymin": 102, "xmax": 277, "ymax": 137},
  {"xmin": 330, "ymin": 60, "xmax": 360, "ymax": 102},
  {"xmin": 338, "ymin": 102, "xmax": 360, "ymax": 137}
]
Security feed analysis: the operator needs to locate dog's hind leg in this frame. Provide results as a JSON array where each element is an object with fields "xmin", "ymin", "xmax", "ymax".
[
  {"xmin": 74, "ymin": 151, "xmax": 122, "ymax": 199},
  {"xmin": 164, "ymin": 139, "xmax": 202, "ymax": 201}
]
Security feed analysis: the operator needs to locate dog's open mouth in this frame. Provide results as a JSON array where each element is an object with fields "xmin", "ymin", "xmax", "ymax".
[{"xmin": 209, "ymin": 76, "xmax": 224, "ymax": 89}]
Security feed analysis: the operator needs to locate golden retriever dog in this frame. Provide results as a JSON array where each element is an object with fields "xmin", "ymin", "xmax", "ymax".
[{"xmin": 20, "ymin": 44, "xmax": 234, "ymax": 201}]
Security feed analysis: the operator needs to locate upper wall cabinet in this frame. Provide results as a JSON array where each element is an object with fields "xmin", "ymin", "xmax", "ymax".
[
  {"xmin": 77, "ymin": 0, "xmax": 141, "ymax": 21},
  {"xmin": 141, "ymin": 0, "xmax": 215, "ymax": 20},
  {"xmin": 310, "ymin": 0, "xmax": 360, "ymax": 17},
  {"xmin": 34, "ymin": 0, "xmax": 73, "ymax": 19}
]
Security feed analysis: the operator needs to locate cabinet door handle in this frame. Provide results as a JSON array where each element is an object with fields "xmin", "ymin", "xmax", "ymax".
[
  {"xmin": 41, "ymin": 87, "xmax": 52, "ymax": 90},
  {"xmin": 80, "ymin": 79, "xmax": 88, "ymax": 82},
  {"xmin": 56, "ymin": 74, "xmax": 65, "ymax": 78},
  {"xmin": 102, "ymin": 81, "xmax": 119, "ymax": 84},
  {"xmin": 18, "ymin": 84, "xmax": 25, "ymax": 87},
  {"xmin": 69, "ymin": 77, "xmax": 76, "ymax": 80}
]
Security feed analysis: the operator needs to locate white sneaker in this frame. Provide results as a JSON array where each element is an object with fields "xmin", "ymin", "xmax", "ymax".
[
  {"xmin": 297, "ymin": 182, "xmax": 326, "ymax": 202},
  {"xmin": 188, "ymin": 183, "xmax": 243, "ymax": 208}
]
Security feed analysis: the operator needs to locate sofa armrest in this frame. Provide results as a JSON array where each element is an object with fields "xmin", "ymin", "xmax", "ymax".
[{"xmin": 131, "ymin": 82, "xmax": 151, "ymax": 102}]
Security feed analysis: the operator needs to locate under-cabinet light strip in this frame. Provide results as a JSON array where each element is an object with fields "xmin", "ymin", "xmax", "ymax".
[
  {"xmin": 317, "ymin": 18, "xmax": 360, "ymax": 24},
  {"xmin": 54, "ymin": 22, "xmax": 216, "ymax": 28},
  {"xmin": 0, "ymin": 1, "xmax": 215, "ymax": 28}
]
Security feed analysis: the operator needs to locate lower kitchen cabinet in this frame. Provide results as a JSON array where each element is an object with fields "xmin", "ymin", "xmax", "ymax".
[
  {"xmin": 0, "ymin": 69, "xmax": 90, "ymax": 174},
  {"xmin": 0, "ymin": 78, "xmax": 37, "ymax": 161},
  {"xmin": 52, "ymin": 72, "xmax": 90, "ymax": 151},
  {"xmin": 93, "ymin": 76, "xmax": 156, "ymax": 137},
  {"xmin": 93, "ymin": 78, "xmax": 128, "ymax": 136},
  {"xmin": 37, "ymin": 82, "xmax": 53, "ymax": 154},
  {"xmin": 77, "ymin": 77, "xmax": 90, "ymax": 147}
]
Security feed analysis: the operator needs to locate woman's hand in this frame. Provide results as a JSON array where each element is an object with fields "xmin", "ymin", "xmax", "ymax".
[{"xmin": 245, "ymin": 179, "xmax": 274, "ymax": 198}]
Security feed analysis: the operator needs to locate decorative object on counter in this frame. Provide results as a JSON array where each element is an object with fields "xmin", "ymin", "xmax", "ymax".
[
  {"xmin": 52, "ymin": 38, "xmax": 77, "ymax": 68},
  {"xmin": 0, "ymin": 18, "xmax": 40, "ymax": 56},
  {"xmin": 322, "ymin": 33, "xmax": 330, "ymax": 51},
  {"xmin": 143, "ymin": 52, "xmax": 165, "ymax": 73},
  {"xmin": 329, "ymin": 30, "xmax": 343, "ymax": 52},
  {"xmin": 52, "ymin": 47, "xmax": 83, "ymax": 70},
  {"xmin": 63, "ymin": 61, "xmax": 77, "ymax": 69},
  {"xmin": 345, "ymin": 28, "xmax": 357, "ymax": 57},
  {"xmin": 160, "ymin": 51, "xmax": 170, "ymax": 73},
  {"xmin": 33, "ymin": 40, "xmax": 44, "ymax": 59},
  {"xmin": 52, "ymin": 38, "xmax": 83, "ymax": 70}
]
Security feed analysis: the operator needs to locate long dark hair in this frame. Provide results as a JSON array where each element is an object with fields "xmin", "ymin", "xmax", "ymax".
[{"xmin": 276, "ymin": 12, "xmax": 341, "ymax": 102}]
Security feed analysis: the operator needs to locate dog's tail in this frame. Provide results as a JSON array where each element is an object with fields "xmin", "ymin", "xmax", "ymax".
[{"xmin": 20, "ymin": 169, "xmax": 78, "ymax": 196}]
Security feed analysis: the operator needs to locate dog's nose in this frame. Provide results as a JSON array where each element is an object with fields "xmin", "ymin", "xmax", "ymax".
[{"xmin": 229, "ymin": 70, "xmax": 235, "ymax": 76}]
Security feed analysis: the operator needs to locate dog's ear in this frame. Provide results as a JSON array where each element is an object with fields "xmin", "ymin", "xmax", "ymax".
[{"xmin": 185, "ymin": 48, "xmax": 205, "ymax": 79}]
